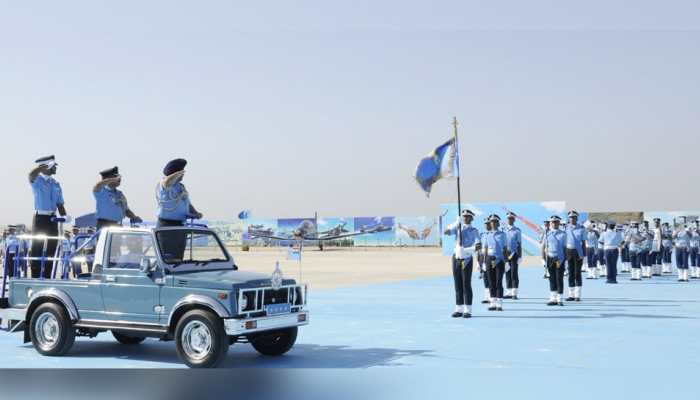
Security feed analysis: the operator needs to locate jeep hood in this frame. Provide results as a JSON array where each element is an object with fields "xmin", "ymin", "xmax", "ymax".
[{"xmin": 171, "ymin": 269, "xmax": 295, "ymax": 290}]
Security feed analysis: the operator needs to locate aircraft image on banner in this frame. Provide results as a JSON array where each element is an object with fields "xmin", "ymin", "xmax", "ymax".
[{"xmin": 249, "ymin": 214, "xmax": 393, "ymax": 249}]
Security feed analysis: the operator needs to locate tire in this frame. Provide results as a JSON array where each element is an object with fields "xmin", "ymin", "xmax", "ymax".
[
  {"xmin": 250, "ymin": 327, "xmax": 297, "ymax": 356},
  {"xmin": 174, "ymin": 309, "xmax": 229, "ymax": 368},
  {"xmin": 29, "ymin": 302, "xmax": 76, "ymax": 356},
  {"xmin": 112, "ymin": 331, "xmax": 146, "ymax": 345}
]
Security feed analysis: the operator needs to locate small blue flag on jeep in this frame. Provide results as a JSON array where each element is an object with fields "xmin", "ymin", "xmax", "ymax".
[
  {"xmin": 238, "ymin": 210, "xmax": 251, "ymax": 220},
  {"xmin": 413, "ymin": 137, "xmax": 460, "ymax": 197}
]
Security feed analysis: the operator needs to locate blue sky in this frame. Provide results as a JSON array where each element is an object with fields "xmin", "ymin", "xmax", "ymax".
[{"xmin": 1, "ymin": 1, "xmax": 699, "ymax": 225}]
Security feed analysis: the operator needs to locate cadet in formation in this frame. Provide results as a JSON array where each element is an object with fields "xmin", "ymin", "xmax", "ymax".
[
  {"xmin": 483, "ymin": 214, "xmax": 507, "ymax": 311},
  {"xmin": 624, "ymin": 221, "xmax": 644, "ymax": 281},
  {"xmin": 690, "ymin": 220, "xmax": 700, "ymax": 279},
  {"xmin": 479, "ymin": 218, "xmax": 491, "ymax": 304},
  {"xmin": 540, "ymin": 219, "xmax": 551, "ymax": 279},
  {"xmin": 544, "ymin": 216, "xmax": 566, "ymax": 306},
  {"xmin": 650, "ymin": 218, "xmax": 664, "ymax": 276},
  {"xmin": 673, "ymin": 224, "xmax": 691, "ymax": 282},
  {"xmin": 661, "ymin": 222, "xmax": 674, "ymax": 274},
  {"xmin": 93, "ymin": 166, "xmax": 142, "ymax": 230},
  {"xmin": 28, "ymin": 155, "xmax": 69, "ymax": 278},
  {"xmin": 444, "ymin": 210, "xmax": 481, "ymax": 318},
  {"xmin": 503, "ymin": 212, "xmax": 522, "ymax": 300},
  {"xmin": 599, "ymin": 221, "xmax": 623, "ymax": 284},
  {"xmin": 565, "ymin": 211, "xmax": 586, "ymax": 301},
  {"xmin": 585, "ymin": 220, "xmax": 600, "ymax": 279}
]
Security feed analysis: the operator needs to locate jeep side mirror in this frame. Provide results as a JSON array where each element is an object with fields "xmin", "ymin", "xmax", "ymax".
[{"xmin": 140, "ymin": 258, "xmax": 153, "ymax": 273}]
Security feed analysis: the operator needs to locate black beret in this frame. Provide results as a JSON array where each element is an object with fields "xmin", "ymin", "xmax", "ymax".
[
  {"xmin": 163, "ymin": 158, "xmax": 187, "ymax": 176},
  {"xmin": 100, "ymin": 166, "xmax": 119, "ymax": 179}
]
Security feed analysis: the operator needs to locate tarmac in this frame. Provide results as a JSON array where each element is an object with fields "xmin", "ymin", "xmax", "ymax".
[{"xmin": 0, "ymin": 254, "xmax": 697, "ymax": 399}]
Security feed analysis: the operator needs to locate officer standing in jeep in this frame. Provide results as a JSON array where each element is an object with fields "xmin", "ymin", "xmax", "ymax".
[{"xmin": 93, "ymin": 166, "xmax": 142, "ymax": 230}]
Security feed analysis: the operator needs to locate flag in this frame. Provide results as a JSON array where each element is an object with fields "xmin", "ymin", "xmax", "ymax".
[
  {"xmin": 238, "ymin": 210, "xmax": 251, "ymax": 220},
  {"xmin": 413, "ymin": 137, "xmax": 460, "ymax": 196},
  {"xmin": 287, "ymin": 246, "xmax": 302, "ymax": 261}
]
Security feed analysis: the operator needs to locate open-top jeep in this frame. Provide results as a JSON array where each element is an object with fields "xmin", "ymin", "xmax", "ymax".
[{"xmin": 0, "ymin": 225, "xmax": 308, "ymax": 368}]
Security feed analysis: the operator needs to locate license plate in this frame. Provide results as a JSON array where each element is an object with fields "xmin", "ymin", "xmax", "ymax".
[{"xmin": 265, "ymin": 303, "xmax": 291, "ymax": 315}]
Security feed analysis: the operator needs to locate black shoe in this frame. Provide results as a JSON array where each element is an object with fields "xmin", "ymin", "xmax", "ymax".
[
  {"xmin": 496, "ymin": 307, "xmax": 503, "ymax": 311},
  {"xmin": 481, "ymin": 299, "xmax": 490, "ymax": 304},
  {"xmin": 547, "ymin": 301, "xmax": 557, "ymax": 306},
  {"xmin": 565, "ymin": 297, "xmax": 575, "ymax": 301},
  {"xmin": 488, "ymin": 306, "xmax": 497, "ymax": 311},
  {"xmin": 575, "ymin": 298, "xmax": 581, "ymax": 302},
  {"xmin": 606, "ymin": 281, "xmax": 618, "ymax": 284},
  {"xmin": 451, "ymin": 312, "xmax": 463, "ymax": 318},
  {"xmin": 463, "ymin": 312, "xmax": 472, "ymax": 318},
  {"xmin": 503, "ymin": 295, "xmax": 513, "ymax": 299},
  {"xmin": 512, "ymin": 295, "xmax": 518, "ymax": 300},
  {"xmin": 586, "ymin": 277, "xmax": 594, "ymax": 279}
]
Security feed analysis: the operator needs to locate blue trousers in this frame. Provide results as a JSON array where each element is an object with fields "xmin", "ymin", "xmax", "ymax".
[
  {"xmin": 663, "ymin": 247, "xmax": 673, "ymax": 263},
  {"xmin": 605, "ymin": 249, "xmax": 619, "ymax": 283},
  {"xmin": 676, "ymin": 248, "xmax": 689, "ymax": 269},
  {"xmin": 586, "ymin": 248, "xmax": 597, "ymax": 268},
  {"xmin": 639, "ymin": 250, "xmax": 650, "ymax": 267},
  {"xmin": 690, "ymin": 247, "xmax": 699, "ymax": 267},
  {"xmin": 630, "ymin": 251, "xmax": 640, "ymax": 269}
]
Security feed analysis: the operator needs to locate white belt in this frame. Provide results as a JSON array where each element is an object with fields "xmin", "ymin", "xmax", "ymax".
[
  {"xmin": 566, "ymin": 245, "xmax": 577, "ymax": 250},
  {"xmin": 546, "ymin": 252, "xmax": 558, "ymax": 257},
  {"xmin": 35, "ymin": 210, "xmax": 55, "ymax": 216}
]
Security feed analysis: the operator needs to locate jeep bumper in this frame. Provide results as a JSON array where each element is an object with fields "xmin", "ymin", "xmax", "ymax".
[{"xmin": 224, "ymin": 311, "xmax": 309, "ymax": 336}]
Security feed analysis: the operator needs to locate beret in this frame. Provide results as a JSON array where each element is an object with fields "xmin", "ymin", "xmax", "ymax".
[{"xmin": 163, "ymin": 158, "xmax": 187, "ymax": 176}]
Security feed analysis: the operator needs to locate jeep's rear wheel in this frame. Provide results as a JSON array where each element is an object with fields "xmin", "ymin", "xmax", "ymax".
[
  {"xmin": 112, "ymin": 331, "xmax": 146, "ymax": 345},
  {"xmin": 250, "ymin": 327, "xmax": 297, "ymax": 356},
  {"xmin": 175, "ymin": 309, "xmax": 229, "ymax": 368},
  {"xmin": 29, "ymin": 302, "xmax": 75, "ymax": 356}
]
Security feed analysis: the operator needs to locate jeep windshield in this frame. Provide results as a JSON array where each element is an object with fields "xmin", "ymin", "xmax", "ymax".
[{"xmin": 156, "ymin": 229, "xmax": 232, "ymax": 271}]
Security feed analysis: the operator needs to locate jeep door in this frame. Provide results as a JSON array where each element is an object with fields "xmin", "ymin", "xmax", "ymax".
[{"xmin": 100, "ymin": 231, "xmax": 162, "ymax": 324}]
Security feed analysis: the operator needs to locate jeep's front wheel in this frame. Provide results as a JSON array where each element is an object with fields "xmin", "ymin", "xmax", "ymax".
[
  {"xmin": 250, "ymin": 327, "xmax": 297, "ymax": 356},
  {"xmin": 112, "ymin": 331, "xmax": 146, "ymax": 345},
  {"xmin": 29, "ymin": 302, "xmax": 76, "ymax": 356},
  {"xmin": 175, "ymin": 309, "xmax": 229, "ymax": 368}
]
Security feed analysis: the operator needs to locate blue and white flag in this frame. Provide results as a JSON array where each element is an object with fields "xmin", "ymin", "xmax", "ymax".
[{"xmin": 413, "ymin": 137, "xmax": 460, "ymax": 196}]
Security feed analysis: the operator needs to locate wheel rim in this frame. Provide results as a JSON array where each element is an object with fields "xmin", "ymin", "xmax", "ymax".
[
  {"xmin": 34, "ymin": 312, "xmax": 60, "ymax": 350},
  {"xmin": 181, "ymin": 320, "xmax": 213, "ymax": 361}
]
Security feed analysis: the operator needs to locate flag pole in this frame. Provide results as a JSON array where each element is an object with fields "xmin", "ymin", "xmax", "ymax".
[{"xmin": 453, "ymin": 117, "xmax": 463, "ymax": 238}]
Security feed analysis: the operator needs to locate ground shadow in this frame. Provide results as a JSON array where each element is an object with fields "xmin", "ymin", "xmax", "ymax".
[
  {"xmin": 475, "ymin": 313, "xmax": 696, "ymax": 320},
  {"xmin": 25, "ymin": 340, "xmax": 434, "ymax": 368}
]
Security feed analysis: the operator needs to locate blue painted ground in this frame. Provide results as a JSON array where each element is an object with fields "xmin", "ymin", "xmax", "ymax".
[{"xmin": 1, "ymin": 266, "xmax": 698, "ymax": 399}]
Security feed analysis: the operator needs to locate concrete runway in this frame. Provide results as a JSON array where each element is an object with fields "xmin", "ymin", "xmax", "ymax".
[{"xmin": 0, "ymin": 265, "xmax": 697, "ymax": 399}]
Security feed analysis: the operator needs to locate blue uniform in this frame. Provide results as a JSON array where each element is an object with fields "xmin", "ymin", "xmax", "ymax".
[
  {"xmin": 30, "ymin": 174, "xmax": 64, "ymax": 212},
  {"xmin": 674, "ymin": 229, "xmax": 691, "ymax": 270},
  {"xmin": 157, "ymin": 182, "xmax": 191, "ymax": 222},
  {"xmin": 484, "ymin": 229, "xmax": 507, "ymax": 301},
  {"xmin": 445, "ymin": 222, "xmax": 480, "ymax": 308},
  {"xmin": 599, "ymin": 229, "xmax": 622, "ymax": 283},
  {"xmin": 545, "ymin": 229, "xmax": 566, "ymax": 296},
  {"xmin": 484, "ymin": 230, "xmax": 507, "ymax": 263},
  {"xmin": 504, "ymin": 224, "xmax": 522, "ymax": 294},
  {"xmin": 94, "ymin": 187, "xmax": 128, "ymax": 223}
]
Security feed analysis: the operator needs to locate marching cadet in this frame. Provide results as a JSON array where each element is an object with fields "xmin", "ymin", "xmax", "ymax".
[
  {"xmin": 93, "ymin": 166, "xmax": 142, "ymax": 230},
  {"xmin": 639, "ymin": 221, "xmax": 652, "ymax": 278},
  {"xmin": 444, "ymin": 209, "xmax": 481, "ymax": 318},
  {"xmin": 599, "ymin": 220, "xmax": 623, "ymax": 284},
  {"xmin": 479, "ymin": 218, "xmax": 492, "ymax": 304},
  {"xmin": 596, "ymin": 223, "xmax": 607, "ymax": 278},
  {"xmin": 504, "ymin": 212, "xmax": 522, "ymax": 300},
  {"xmin": 565, "ymin": 211, "xmax": 586, "ymax": 301},
  {"xmin": 585, "ymin": 221, "xmax": 600, "ymax": 279},
  {"xmin": 624, "ymin": 221, "xmax": 644, "ymax": 281},
  {"xmin": 484, "ymin": 214, "xmax": 507, "ymax": 311},
  {"xmin": 673, "ymin": 224, "xmax": 691, "ymax": 282},
  {"xmin": 540, "ymin": 220, "xmax": 551, "ymax": 279},
  {"xmin": 689, "ymin": 221, "xmax": 700, "ymax": 279},
  {"xmin": 651, "ymin": 218, "xmax": 664, "ymax": 276},
  {"xmin": 661, "ymin": 222, "xmax": 674, "ymax": 274},
  {"xmin": 620, "ymin": 224, "xmax": 630, "ymax": 273},
  {"xmin": 28, "ymin": 155, "xmax": 69, "ymax": 278},
  {"xmin": 545, "ymin": 215, "xmax": 566, "ymax": 306},
  {"xmin": 156, "ymin": 158, "xmax": 203, "ymax": 227}
]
